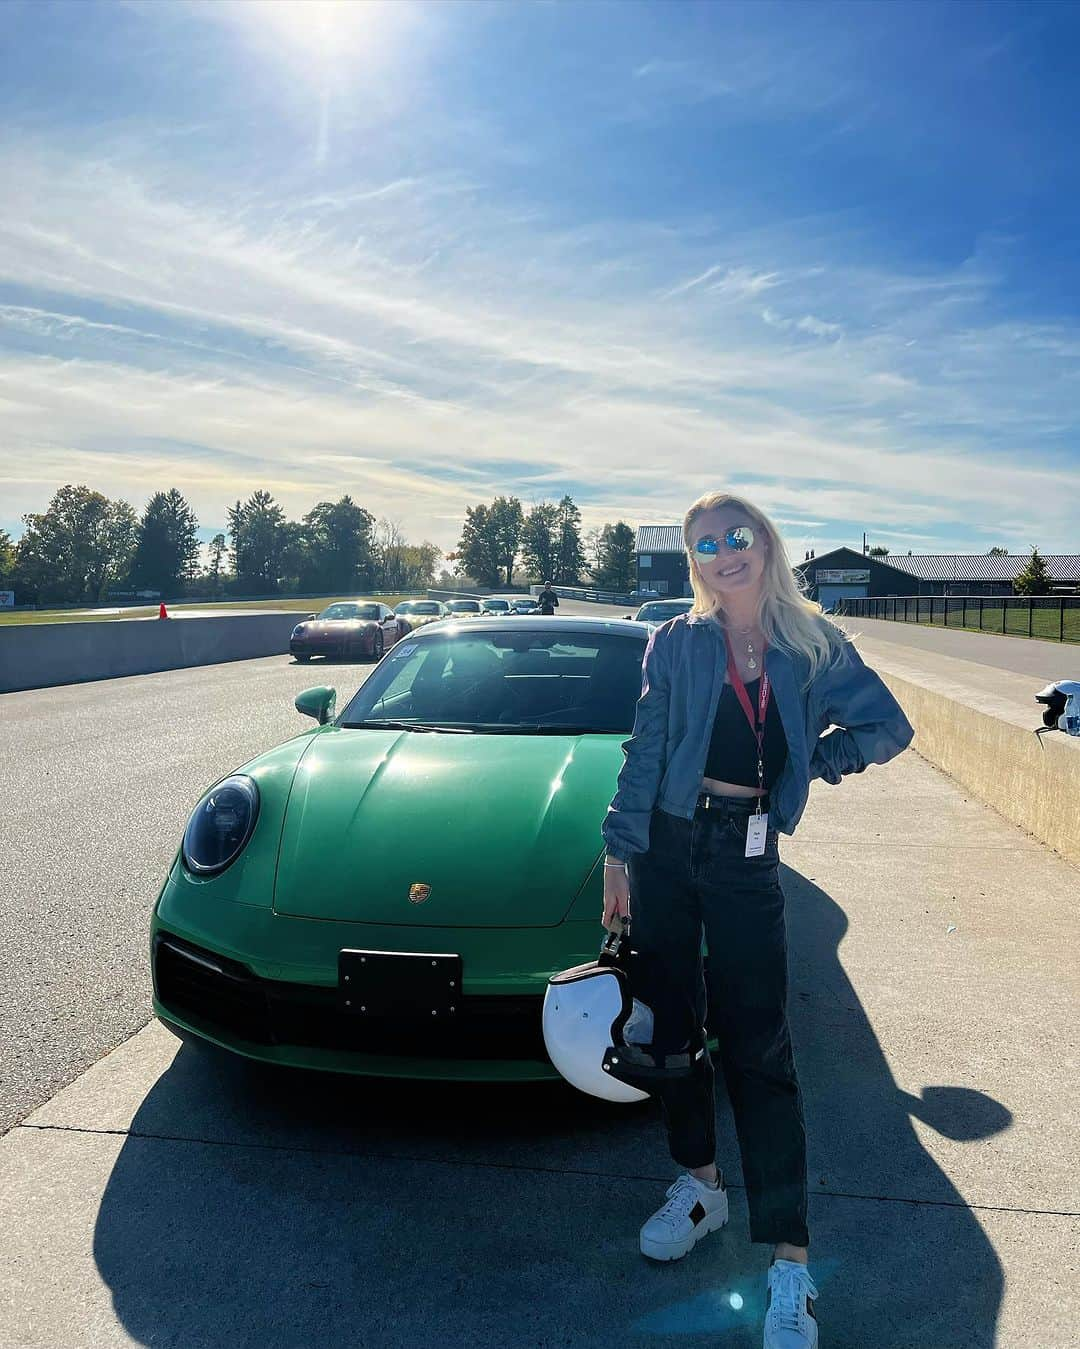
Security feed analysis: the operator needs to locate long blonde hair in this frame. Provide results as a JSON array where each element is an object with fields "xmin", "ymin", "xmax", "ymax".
[{"xmin": 682, "ymin": 490, "xmax": 852, "ymax": 688}]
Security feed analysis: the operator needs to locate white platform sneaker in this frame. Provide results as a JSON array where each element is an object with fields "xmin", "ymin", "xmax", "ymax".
[
  {"xmin": 639, "ymin": 1172, "xmax": 729, "ymax": 1261},
  {"xmin": 763, "ymin": 1258, "xmax": 819, "ymax": 1348}
]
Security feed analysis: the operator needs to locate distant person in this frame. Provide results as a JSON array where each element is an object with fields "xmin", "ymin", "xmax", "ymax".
[
  {"xmin": 600, "ymin": 490, "xmax": 914, "ymax": 1348},
  {"xmin": 538, "ymin": 582, "xmax": 559, "ymax": 616}
]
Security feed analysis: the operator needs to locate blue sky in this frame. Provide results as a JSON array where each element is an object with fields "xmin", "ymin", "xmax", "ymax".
[{"xmin": 2, "ymin": 0, "xmax": 1080, "ymax": 562}]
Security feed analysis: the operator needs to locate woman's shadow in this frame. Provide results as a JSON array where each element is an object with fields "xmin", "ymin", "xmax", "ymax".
[{"xmin": 93, "ymin": 870, "xmax": 1008, "ymax": 1348}]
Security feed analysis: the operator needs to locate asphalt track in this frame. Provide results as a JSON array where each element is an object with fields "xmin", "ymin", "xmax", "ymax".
[
  {"xmin": 0, "ymin": 603, "xmax": 1069, "ymax": 1138},
  {"xmin": 0, "ymin": 650, "xmax": 385, "ymax": 1135},
  {"xmin": 0, "ymin": 598, "xmax": 615, "ymax": 1134}
]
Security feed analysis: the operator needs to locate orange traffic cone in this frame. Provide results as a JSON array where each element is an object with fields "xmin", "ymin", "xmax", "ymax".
[{"xmin": 158, "ymin": 602, "xmax": 169, "ymax": 619}]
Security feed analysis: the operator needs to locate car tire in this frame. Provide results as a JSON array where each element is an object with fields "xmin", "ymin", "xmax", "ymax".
[
  {"xmin": 295, "ymin": 654, "xmax": 311, "ymax": 663},
  {"xmin": 371, "ymin": 630, "xmax": 385, "ymax": 662}
]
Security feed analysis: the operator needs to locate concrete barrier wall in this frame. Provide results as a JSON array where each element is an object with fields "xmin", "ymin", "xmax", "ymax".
[
  {"xmin": 877, "ymin": 670, "xmax": 1080, "ymax": 868},
  {"xmin": 0, "ymin": 614, "xmax": 304, "ymax": 694}
]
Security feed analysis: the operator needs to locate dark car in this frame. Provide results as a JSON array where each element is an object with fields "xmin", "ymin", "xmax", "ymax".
[
  {"xmin": 627, "ymin": 598, "xmax": 694, "ymax": 624},
  {"xmin": 290, "ymin": 601, "xmax": 406, "ymax": 663}
]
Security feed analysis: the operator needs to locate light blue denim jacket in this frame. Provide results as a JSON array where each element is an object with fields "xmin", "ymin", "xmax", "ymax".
[{"xmin": 601, "ymin": 611, "xmax": 915, "ymax": 861}]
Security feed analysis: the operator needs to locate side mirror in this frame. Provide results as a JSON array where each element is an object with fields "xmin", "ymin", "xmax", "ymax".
[
  {"xmin": 623, "ymin": 614, "xmax": 632, "ymax": 620},
  {"xmin": 295, "ymin": 686, "xmax": 337, "ymax": 725}
]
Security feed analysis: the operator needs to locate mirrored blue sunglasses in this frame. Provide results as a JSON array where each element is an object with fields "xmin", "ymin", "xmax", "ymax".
[{"xmin": 693, "ymin": 525, "xmax": 755, "ymax": 556}]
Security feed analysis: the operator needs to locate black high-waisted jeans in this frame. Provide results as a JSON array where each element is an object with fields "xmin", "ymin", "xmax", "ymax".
[{"xmin": 628, "ymin": 799, "xmax": 810, "ymax": 1249}]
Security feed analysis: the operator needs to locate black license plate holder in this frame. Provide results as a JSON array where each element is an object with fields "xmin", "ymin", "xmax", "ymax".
[{"xmin": 337, "ymin": 949, "xmax": 462, "ymax": 1018}]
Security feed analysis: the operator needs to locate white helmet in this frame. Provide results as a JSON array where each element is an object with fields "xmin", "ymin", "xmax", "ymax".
[
  {"xmin": 542, "ymin": 926, "xmax": 648, "ymax": 1104},
  {"xmin": 1035, "ymin": 680, "xmax": 1080, "ymax": 737}
]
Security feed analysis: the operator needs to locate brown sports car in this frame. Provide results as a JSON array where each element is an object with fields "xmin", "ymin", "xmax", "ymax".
[{"xmin": 289, "ymin": 601, "xmax": 408, "ymax": 663}]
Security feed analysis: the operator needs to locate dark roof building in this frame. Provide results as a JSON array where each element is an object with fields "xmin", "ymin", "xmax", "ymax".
[
  {"xmin": 634, "ymin": 524, "xmax": 690, "ymax": 597},
  {"xmin": 797, "ymin": 549, "xmax": 1080, "ymax": 603}
]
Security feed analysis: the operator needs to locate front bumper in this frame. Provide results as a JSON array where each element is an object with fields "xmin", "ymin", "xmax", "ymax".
[
  {"xmin": 289, "ymin": 636, "xmax": 371, "ymax": 658},
  {"xmin": 151, "ymin": 879, "xmax": 600, "ymax": 1081}
]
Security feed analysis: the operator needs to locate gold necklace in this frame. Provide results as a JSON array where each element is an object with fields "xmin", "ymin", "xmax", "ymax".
[{"xmin": 726, "ymin": 620, "xmax": 759, "ymax": 672}]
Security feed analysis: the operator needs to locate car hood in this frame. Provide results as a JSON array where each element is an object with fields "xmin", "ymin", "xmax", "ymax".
[{"xmin": 273, "ymin": 727, "xmax": 622, "ymax": 926}]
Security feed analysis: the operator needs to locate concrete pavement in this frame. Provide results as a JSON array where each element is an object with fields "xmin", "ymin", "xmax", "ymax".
[{"xmin": 3, "ymin": 740, "xmax": 1077, "ymax": 1348}]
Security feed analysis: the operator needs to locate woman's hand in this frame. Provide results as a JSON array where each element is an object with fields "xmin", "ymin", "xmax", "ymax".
[{"xmin": 602, "ymin": 862, "xmax": 631, "ymax": 931}]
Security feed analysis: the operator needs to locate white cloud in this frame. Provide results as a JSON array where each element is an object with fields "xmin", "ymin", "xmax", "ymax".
[{"xmin": 1, "ymin": 136, "xmax": 1079, "ymax": 553}]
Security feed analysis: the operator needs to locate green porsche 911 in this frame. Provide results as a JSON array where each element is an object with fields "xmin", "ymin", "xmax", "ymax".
[{"xmin": 151, "ymin": 616, "xmax": 650, "ymax": 1081}]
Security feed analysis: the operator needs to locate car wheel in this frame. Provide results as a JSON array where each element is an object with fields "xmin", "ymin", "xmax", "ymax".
[{"xmin": 371, "ymin": 630, "xmax": 384, "ymax": 662}]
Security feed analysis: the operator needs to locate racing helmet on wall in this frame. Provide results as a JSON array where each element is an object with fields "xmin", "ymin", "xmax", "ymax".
[{"xmin": 1034, "ymin": 680, "xmax": 1080, "ymax": 737}]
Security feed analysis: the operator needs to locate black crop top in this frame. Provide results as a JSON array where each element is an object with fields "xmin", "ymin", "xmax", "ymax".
[{"xmin": 704, "ymin": 678, "xmax": 789, "ymax": 789}]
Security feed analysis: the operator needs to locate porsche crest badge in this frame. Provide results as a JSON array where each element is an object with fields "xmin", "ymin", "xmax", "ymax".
[{"xmin": 408, "ymin": 882, "xmax": 432, "ymax": 905}]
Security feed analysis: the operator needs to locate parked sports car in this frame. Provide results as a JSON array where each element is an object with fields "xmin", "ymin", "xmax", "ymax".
[
  {"xmin": 445, "ymin": 598, "xmax": 484, "ymax": 618},
  {"xmin": 479, "ymin": 596, "xmax": 513, "ymax": 615},
  {"xmin": 395, "ymin": 599, "xmax": 450, "ymax": 630},
  {"xmin": 626, "ymin": 598, "xmax": 693, "ymax": 624},
  {"xmin": 510, "ymin": 597, "xmax": 541, "ymax": 615},
  {"xmin": 289, "ymin": 602, "xmax": 407, "ymax": 663},
  {"xmin": 151, "ymin": 617, "xmax": 650, "ymax": 1081}
]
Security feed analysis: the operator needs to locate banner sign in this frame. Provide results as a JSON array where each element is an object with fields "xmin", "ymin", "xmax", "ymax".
[
  {"xmin": 0, "ymin": 590, "xmax": 13, "ymax": 608},
  {"xmin": 817, "ymin": 569, "xmax": 870, "ymax": 584}
]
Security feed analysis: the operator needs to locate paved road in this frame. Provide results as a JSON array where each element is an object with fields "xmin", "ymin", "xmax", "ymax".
[
  {"xmin": 5, "ymin": 740, "xmax": 1078, "ymax": 1347},
  {"xmin": 2, "ymin": 602, "xmax": 1060, "ymax": 1137},
  {"xmin": 0, "ymin": 652, "xmax": 379, "ymax": 1135},
  {"xmin": 838, "ymin": 614, "xmax": 1074, "ymax": 682},
  {"xmin": 0, "ymin": 604, "xmax": 623, "ymax": 1135}
]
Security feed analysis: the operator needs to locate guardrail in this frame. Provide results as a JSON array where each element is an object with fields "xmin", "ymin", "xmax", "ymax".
[
  {"xmin": 836, "ymin": 594, "xmax": 1080, "ymax": 643},
  {"xmin": 430, "ymin": 585, "xmax": 640, "ymax": 606},
  {"xmin": 543, "ymin": 585, "xmax": 636, "ymax": 606}
]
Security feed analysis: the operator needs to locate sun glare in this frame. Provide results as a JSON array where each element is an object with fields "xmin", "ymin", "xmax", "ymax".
[{"xmin": 229, "ymin": 0, "xmax": 407, "ymax": 90}]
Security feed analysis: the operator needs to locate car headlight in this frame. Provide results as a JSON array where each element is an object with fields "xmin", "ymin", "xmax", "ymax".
[
  {"xmin": 292, "ymin": 623, "xmax": 306, "ymax": 636},
  {"xmin": 181, "ymin": 774, "xmax": 260, "ymax": 876}
]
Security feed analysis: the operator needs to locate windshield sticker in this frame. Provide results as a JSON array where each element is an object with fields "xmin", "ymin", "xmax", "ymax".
[{"xmin": 391, "ymin": 642, "xmax": 418, "ymax": 659}]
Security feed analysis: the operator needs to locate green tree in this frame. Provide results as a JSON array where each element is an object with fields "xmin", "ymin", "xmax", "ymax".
[
  {"xmin": 554, "ymin": 494, "xmax": 584, "ymax": 584},
  {"xmin": 520, "ymin": 502, "xmax": 560, "ymax": 581},
  {"xmin": 456, "ymin": 504, "xmax": 501, "ymax": 588},
  {"xmin": 299, "ymin": 496, "xmax": 375, "ymax": 592},
  {"xmin": 129, "ymin": 489, "xmax": 201, "ymax": 596},
  {"xmin": 226, "ymin": 490, "xmax": 287, "ymax": 592},
  {"xmin": 1014, "ymin": 547, "xmax": 1052, "ymax": 595},
  {"xmin": 489, "ymin": 495, "xmax": 524, "ymax": 586},
  {"xmin": 591, "ymin": 521, "xmax": 636, "ymax": 592},
  {"xmin": 206, "ymin": 533, "xmax": 227, "ymax": 596},
  {"xmin": 868, "ymin": 545, "xmax": 890, "ymax": 557},
  {"xmin": 13, "ymin": 484, "xmax": 138, "ymax": 604},
  {"xmin": 987, "ymin": 546, "xmax": 1009, "ymax": 555},
  {"xmin": 0, "ymin": 529, "xmax": 14, "ymax": 584}
]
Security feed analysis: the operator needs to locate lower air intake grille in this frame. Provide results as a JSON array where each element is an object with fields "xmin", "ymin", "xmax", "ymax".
[{"xmin": 154, "ymin": 934, "xmax": 547, "ymax": 1061}]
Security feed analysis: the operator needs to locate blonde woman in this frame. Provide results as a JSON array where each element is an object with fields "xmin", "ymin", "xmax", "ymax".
[{"xmin": 601, "ymin": 492, "xmax": 914, "ymax": 1349}]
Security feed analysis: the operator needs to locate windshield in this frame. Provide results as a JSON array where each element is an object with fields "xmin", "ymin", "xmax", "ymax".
[
  {"xmin": 339, "ymin": 629, "xmax": 647, "ymax": 733},
  {"xmin": 483, "ymin": 600, "xmax": 510, "ymax": 612},
  {"xmin": 410, "ymin": 602, "xmax": 442, "ymax": 614},
  {"xmin": 448, "ymin": 600, "xmax": 481, "ymax": 612},
  {"xmin": 635, "ymin": 600, "xmax": 691, "ymax": 622},
  {"xmin": 319, "ymin": 603, "xmax": 379, "ymax": 621},
  {"xmin": 513, "ymin": 599, "xmax": 538, "ymax": 608}
]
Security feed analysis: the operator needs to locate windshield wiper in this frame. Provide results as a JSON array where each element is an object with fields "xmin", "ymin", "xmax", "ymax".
[
  {"xmin": 345, "ymin": 719, "xmax": 475, "ymax": 733},
  {"xmin": 525, "ymin": 725, "xmax": 622, "ymax": 734}
]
